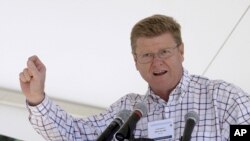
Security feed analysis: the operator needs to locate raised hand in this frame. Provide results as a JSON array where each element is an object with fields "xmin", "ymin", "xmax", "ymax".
[{"xmin": 19, "ymin": 55, "xmax": 46, "ymax": 105}]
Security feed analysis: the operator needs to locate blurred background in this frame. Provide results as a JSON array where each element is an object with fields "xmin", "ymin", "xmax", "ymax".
[{"xmin": 0, "ymin": 0, "xmax": 250, "ymax": 140}]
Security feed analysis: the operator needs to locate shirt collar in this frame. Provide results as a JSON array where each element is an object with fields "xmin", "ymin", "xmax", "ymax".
[{"xmin": 175, "ymin": 69, "xmax": 190, "ymax": 96}]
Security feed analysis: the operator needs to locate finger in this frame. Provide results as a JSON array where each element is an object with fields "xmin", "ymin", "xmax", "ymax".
[
  {"xmin": 28, "ymin": 55, "xmax": 46, "ymax": 72},
  {"xmin": 27, "ymin": 58, "xmax": 39, "ymax": 77},
  {"xmin": 19, "ymin": 72, "xmax": 29, "ymax": 83},
  {"xmin": 23, "ymin": 68, "xmax": 32, "ymax": 81}
]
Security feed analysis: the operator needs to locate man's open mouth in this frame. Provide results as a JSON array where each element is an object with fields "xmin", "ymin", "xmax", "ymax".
[{"xmin": 153, "ymin": 70, "xmax": 167, "ymax": 76}]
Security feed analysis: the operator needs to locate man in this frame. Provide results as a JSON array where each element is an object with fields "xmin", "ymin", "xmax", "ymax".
[{"xmin": 19, "ymin": 14, "xmax": 250, "ymax": 141}]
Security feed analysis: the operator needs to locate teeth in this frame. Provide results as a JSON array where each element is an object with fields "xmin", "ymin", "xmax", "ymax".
[
  {"xmin": 153, "ymin": 70, "xmax": 167, "ymax": 75},
  {"xmin": 154, "ymin": 70, "xmax": 165, "ymax": 74}
]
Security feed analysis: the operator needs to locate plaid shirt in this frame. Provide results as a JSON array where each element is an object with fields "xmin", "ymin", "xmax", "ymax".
[{"xmin": 27, "ymin": 70, "xmax": 250, "ymax": 141}]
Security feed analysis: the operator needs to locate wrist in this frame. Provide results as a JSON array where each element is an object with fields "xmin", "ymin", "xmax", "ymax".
[{"xmin": 27, "ymin": 93, "xmax": 45, "ymax": 106}]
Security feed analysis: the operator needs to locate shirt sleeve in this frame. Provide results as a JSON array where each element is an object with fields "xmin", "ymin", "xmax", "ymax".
[
  {"xmin": 224, "ymin": 84, "xmax": 250, "ymax": 124},
  {"xmin": 26, "ymin": 95, "xmax": 119, "ymax": 141},
  {"xmin": 220, "ymin": 83, "xmax": 250, "ymax": 140}
]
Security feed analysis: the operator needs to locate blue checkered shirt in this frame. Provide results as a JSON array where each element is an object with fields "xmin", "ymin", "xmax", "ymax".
[{"xmin": 27, "ymin": 70, "xmax": 250, "ymax": 141}]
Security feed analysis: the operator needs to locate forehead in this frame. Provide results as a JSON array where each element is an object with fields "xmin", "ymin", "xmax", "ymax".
[{"xmin": 135, "ymin": 33, "xmax": 176, "ymax": 53}]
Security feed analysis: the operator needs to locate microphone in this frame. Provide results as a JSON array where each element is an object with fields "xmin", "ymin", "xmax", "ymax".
[
  {"xmin": 115, "ymin": 102, "xmax": 147, "ymax": 141},
  {"xmin": 96, "ymin": 109, "xmax": 131, "ymax": 141},
  {"xmin": 181, "ymin": 111, "xmax": 199, "ymax": 141}
]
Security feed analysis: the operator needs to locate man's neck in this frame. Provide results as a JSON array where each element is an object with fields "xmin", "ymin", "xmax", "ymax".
[{"xmin": 151, "ymin": 88, "xmax": 173, "ymax": 102}]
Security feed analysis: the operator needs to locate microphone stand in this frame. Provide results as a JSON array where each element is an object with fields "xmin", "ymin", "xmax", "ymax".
[
  {"xmin": 123, "ymin": 132, "xmax": 155, "ymax": 141},
  {"xmin": 114, "ymin": 118, "xmax": 155, "ymax": 141},
  {"xmin": 132, "ymin": 138, "xmax": 155, "ymax": 141},
  {"xmin": 117, "ymin": 130, "xmax": 154, "ymax": 141}
]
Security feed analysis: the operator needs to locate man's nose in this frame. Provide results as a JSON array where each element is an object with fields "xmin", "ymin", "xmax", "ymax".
[{"xmin": 152, "ymin": 54, "xmax": 164, "ymax": 64}]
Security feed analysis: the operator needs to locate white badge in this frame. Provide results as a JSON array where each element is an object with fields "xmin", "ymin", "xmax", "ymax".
[{"xmin": 148, "ymin": 119, "xmax": 174, "ymax": 141}]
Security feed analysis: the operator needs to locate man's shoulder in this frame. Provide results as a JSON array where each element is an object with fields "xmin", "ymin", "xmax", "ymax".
[
  {"xmin": 189, "ymin": 74, "xmax": 248, "ymax": 96},
  {"xmin": 109, "ymin": 93, "xmax": 146, "ymax": 111},
  {"xmin": 119, "ymin": 93, "xmax": 145, "ymax": 101},
  {"xmin": 189, "ymin": 74, "xmax": 232, "ymax": 87}
]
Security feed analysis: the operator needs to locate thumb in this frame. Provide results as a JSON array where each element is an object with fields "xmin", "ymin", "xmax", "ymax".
[{"xmin": 27, "ymin": 60, "xmax": 39, "ymax": 78}]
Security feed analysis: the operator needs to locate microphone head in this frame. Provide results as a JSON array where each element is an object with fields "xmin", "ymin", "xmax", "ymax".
[
  {"xmin": 134, "ymin": 102, "xmax": 147, "ymax": 117},
  {"xmin": 116, "ymin": 109, "xmax": 131, "ymax": 123},
  {"xmin": 185, "ymin": 111, "xmax": 199, "ymax": 124}
]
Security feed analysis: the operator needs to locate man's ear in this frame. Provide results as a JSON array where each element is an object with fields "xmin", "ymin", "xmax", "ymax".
[
  {"xmin": 178, "ymin": 43, "xmax": 184, "ymax": 61},
  {"xmin": 133, "ymin": 53, "xmax": 139, "ymax": 70}
]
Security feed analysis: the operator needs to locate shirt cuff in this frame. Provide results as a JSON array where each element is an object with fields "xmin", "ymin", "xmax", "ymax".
[{"xmin": 26, "ymin": 95, "xmax": 52, "ymax": 116}]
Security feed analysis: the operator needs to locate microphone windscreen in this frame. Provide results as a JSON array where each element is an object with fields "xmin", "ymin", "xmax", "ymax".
[
  {"xmin": 116, "ymin": 109, "xmax": 131, "ymax": 125},
  {"xmin": 134, "ymin": 102, "xmax": 147, "ymax": 117},
  {"xmin": 185, "ymin": 111, "xmax": 199, "ymax": 123}
]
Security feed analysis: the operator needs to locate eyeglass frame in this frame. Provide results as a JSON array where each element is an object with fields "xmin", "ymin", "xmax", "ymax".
[{"xmin": 134, "ymin": 44, "xmax": 180, "ymax": 64}]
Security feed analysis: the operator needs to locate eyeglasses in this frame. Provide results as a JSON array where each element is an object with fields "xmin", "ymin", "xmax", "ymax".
[{"xmin": 135, "ymin": 44, "xmax": 179, "ymax": 64}]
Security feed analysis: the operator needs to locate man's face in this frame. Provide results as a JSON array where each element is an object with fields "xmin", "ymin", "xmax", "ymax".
[{"xmin": 134, "ymin": 32, "xmax": 184, "ymax": 91}]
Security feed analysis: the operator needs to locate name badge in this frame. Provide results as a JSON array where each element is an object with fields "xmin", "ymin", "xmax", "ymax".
[{"xmin": 148, "ymin": 119, "xmax": 174, "ymax": 140}]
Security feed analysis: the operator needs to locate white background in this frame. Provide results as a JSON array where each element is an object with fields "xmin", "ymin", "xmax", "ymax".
[{"xmin": 1, "ymin": 0, "xmax": 250, "ymax": 108}]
